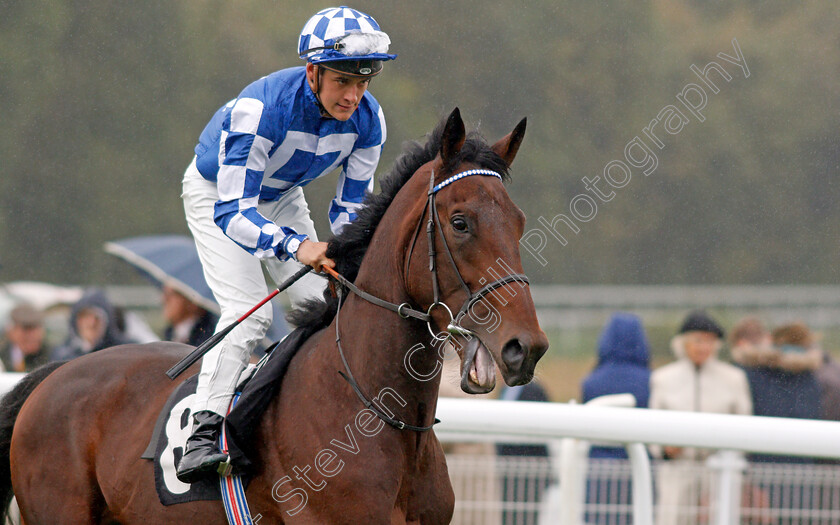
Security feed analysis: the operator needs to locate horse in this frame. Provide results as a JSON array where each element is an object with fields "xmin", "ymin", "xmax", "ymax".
[{"xmin": 0, "ymin": 108, "xmax": 549, "ymax": 524}]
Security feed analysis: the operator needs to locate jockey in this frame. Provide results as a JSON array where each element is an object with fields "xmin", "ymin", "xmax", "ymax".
[{"xmin": 176, "ymin": 6, "xmax": 396, "ymax": 483}]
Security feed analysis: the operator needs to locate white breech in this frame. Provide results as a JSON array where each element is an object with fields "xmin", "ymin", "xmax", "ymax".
[{"xmin": 182, "ymin": 157, "xmax": 326, "ymax": 416}]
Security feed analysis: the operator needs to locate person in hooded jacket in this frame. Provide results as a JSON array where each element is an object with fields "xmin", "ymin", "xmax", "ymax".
[
  {"xmin": 51, "ymin": 289, "xmax": 134, "ymax": 362},
  {"xmin": 649, "ymin": 310, "xmax": 752, "ymax": 525},
  {"xmin": 581, "ymin": 312, "xmax": 651, "ymax": 523},
  {"xmin": 583, "ymin": 312, "xmax": 652, "ymax": 457}
]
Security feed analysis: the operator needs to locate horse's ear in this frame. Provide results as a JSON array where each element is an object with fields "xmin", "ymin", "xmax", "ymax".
[
  {"xmin": 492, "ymin": 117, "xmax": 527, "ymax": 167},
  {"xmin": 440, "ymin": 107, "xmax": 466, "ymax": 168}
]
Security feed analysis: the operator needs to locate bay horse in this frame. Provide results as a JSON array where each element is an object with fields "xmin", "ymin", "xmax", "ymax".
[{"xmin": 0, "ymin": 108, "xmax": 548, "ymax": 524}]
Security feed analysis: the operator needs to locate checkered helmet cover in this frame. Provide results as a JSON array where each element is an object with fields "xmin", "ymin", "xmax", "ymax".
[{"xmin": 298, "ymin": 6, "xmax": 397, "ymax": 64}]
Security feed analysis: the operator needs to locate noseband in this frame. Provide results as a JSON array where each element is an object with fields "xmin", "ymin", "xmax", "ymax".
[{"xmin": 326, "ymin": 167, "xmax": 530, "ymax": 432}]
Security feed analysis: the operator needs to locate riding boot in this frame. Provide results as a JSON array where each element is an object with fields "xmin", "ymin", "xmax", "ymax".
[{"xmin": 176, "ymin": 410, "xmax": 230, "ymax": 483}]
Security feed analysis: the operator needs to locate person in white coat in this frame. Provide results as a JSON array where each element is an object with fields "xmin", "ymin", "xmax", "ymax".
[{"xmin": 649, "ymin": 310, "xmax": 752, "ymax": 525}]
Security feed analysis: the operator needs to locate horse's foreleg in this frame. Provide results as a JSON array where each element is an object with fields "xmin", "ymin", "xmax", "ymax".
[
  {"xmin": 17, "ymin": 489, "xmax": 105, "ymax": 525},
  {"xmin": 12, "ymin": 417, "xmax": 108, "ymax": 524}
]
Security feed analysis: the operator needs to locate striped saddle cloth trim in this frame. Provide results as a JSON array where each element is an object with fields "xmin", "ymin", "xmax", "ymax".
[{"xmin": 220, "ymin": 393, "xmax": 255, "ymax": 525}]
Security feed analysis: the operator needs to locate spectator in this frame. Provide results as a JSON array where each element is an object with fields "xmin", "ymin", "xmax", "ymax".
[
  {"xmin": 732, "ymin": 321, "xmax": 822, "ymax": 463},
  {"xmin": 0, "ymin": 303, "xmax": 51, "ymax": 372},
  {"xmin": 51, "ymin": 289, "xmax": 134, "ymax": 362},
  {"xmin": 649, "ymin": 310, "xmax": 752, "ymax": 525},
  {"xmin": 582, "ymin": 312, "xmax": 651, "ymax": 457},
  {"xmin": 161, "ymin": 285, "xmax": 219, "ymax": 347},
  {"xmin": 730, "ymin": 317, "xmax": 772, "ymax": 355},
  {"xmin": 813, "ymin": 344, "xmax": 840, "ymax": 471},
  {"xmin": 815, "ymin": 351, "xmax": 840, "ymax": 423},
  {"xmin": 496, "ymin": 380, "xmax": 551, "ymax": 525},
  {"xmin": 581, "ymin": 312, "xmax": 651, "ymax": 524}
]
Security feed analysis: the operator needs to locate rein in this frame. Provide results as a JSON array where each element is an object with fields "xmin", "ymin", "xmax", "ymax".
[
  {"xmin": 324, "ymin": 167, "xmax": 530, "ymax": 433},
  {"xmin": 333, "ymin": 287, "xmax": 438, "ymax": 432}
]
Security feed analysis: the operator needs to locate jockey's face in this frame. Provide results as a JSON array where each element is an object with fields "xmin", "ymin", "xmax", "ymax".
[{"xmin": 306, "ymin": 63, "xmax": 371, "ymax": 121}]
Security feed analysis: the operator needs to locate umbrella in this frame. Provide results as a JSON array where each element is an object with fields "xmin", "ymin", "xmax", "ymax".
[{"xmin": 104, "ymin": 235, "xmax": 289, "ymax": 342}]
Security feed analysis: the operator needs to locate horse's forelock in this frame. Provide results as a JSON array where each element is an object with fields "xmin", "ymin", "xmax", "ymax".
[{"xmin": 445, "ymin": 131, "xmax": 511, "ymax": 182}]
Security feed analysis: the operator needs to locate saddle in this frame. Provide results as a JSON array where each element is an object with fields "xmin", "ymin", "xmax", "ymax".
[{"xmin": 142, "ymin": 327, "xmax": 309, "ymax": 505}]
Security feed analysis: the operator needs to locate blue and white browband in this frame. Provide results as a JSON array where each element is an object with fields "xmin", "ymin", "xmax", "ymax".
[{"xmin": 431, "ymin": 169, "xmax": 503, "ymax": 194}]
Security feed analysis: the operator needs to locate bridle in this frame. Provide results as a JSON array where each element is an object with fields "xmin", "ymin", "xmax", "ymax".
[
  {"xmin": 331, "ymin": 168, "xmax": 531, "ymax": 339},
  {"xmin": 325, "ymin": 167, "xmax": 530, "ymax": 432}
]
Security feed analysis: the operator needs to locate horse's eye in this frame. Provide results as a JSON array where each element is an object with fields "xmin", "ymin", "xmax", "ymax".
[{"xmin": 451, "ymin": 217, "xmax": 468, "ymax": 232}]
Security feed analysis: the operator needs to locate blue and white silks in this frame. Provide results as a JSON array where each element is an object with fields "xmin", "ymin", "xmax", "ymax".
[{"xmin": 193, "ymin": 66, "xmax": 385, "ymax": 261}]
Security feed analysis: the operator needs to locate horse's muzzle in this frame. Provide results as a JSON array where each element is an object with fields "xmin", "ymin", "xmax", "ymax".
[{"xmin": 501, "ymin": 333, "xmax": 549, "ymax": 386}]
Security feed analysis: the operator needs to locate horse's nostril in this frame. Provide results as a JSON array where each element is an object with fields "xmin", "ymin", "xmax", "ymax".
[
  {"xmin": 502, "ymin": 338, "xmax": 525, "ymax": 369},
  {"xmin": 533, "ymin": 335, "xmax": 549, "ymax": 361},
  {"xmin": 502, "ymin": 335, "xmax": 549, "ymax": 371}
]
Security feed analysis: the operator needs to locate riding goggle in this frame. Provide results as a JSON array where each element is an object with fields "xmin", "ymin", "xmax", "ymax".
[
  {"xmin": 300, "ymin": 30, "xmax": 396, "ymax": 62},
  {"xmin": 318, "ymin": 59, "xmax": 383, "ymax": 77}
]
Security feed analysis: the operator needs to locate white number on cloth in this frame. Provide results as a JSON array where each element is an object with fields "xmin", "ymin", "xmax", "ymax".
[{"xmin": 160, "ymin": 394, "xmax": 196, "ymax": 495}]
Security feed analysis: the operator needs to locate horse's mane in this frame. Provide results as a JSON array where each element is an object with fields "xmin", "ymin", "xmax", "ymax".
[{"xmin": 286, "ymin": 115, "xmax": 511, "ymax": 335}]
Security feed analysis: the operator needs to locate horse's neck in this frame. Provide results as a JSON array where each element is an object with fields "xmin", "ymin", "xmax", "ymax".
[
  {"xmin": 335, "ymin": 294, "xmax": 443, "ymax": 424},
  {"xmin": 328, "ymin": 179, "xmax": 444, "ymax": 429}
]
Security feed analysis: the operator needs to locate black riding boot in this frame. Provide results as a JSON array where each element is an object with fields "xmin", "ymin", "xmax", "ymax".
[{"xmin": 176, "ymin": 410, "xmax": 230, "ymax": 483}]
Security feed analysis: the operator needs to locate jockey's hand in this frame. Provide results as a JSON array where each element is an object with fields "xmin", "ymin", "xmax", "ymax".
[{"xmin": 296, "ymin": 239, "xmax": 336, "ymax": 273}]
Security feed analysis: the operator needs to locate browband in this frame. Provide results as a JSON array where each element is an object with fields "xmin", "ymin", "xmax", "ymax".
[{"xmin": 431, "ymin": 169, "xmax": 502, "ymax": 194}]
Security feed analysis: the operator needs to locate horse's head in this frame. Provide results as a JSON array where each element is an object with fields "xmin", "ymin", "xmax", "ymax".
[{"xmin": 405, "ymin": 108, "xmax": 549, "ymax": 394}]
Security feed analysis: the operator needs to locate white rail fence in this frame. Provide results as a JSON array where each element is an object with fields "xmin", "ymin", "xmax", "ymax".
[
  {"xmin": 435, "ymin": 397, "xmax": 840, "ymax": 525},
  {"xmin": 3, "ymin": 377, "xmax": 840, "ymax": 523},
  {"xmin": 0, "ymin": 375, "xmax": 23, "ymax": 397}
]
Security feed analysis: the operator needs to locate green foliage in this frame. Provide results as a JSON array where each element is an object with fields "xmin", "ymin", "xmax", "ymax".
[{"xmin": 1, "ymin": 1, "xmax": 837, "ymax": 285}]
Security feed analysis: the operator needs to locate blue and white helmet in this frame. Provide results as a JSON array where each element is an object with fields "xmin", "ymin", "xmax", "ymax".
[{"xmin": 298, "ymin": 6, "xmax": 396, "ymax": 77}]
